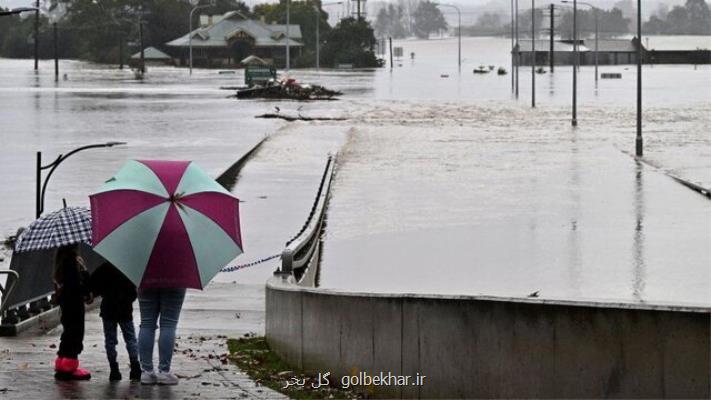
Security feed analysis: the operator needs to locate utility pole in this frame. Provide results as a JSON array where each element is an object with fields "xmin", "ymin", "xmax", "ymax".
[
  {"xmin": 572, "ymin": 0, "xmax": 578, "ymax": 126},
  {"xmin": 119, "ymin": 38, "xmax": 124, "ymax": 70},
  {"xmin": 139, "ymin": 20, "xmax": 145, "ymax": 74},
  {"xmin": 286, "ymin": 0, "xmax": 290, "ymax": 71},
  {"xmin": 635, "ymin": 0, "xmax": 643, "ymax": 156},
  {"xmin": 357, "ymin": 0, "xmax": 361, "ymax": 19},
  {"xmin": 531, "ymin": 0, "xmax": 536, "ymax": 108},
  {"xmin": 53, "ymin": 23, "xmax": 58, "ymax": 81},
  {"xmin": 549, "ymin": 3, "xmax": 554, "ymax": 72},
  {"xmin": 511, "ymin": 0, "xmax": 515, "ymax": 92},
  {"xmin": 389, "ymin": 36, "xmax": 394, "ymax": 70},
  {"xmin": 34, "ymin": 0, "xmax": 39, "ymax": 70},
  {"xmin": 515, "ymin": 0, "xmax": 519, "ymax": 99}
]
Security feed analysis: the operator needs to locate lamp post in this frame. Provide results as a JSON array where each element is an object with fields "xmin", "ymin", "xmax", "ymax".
[
  {"xmin": 189, "ymin": 0, "xmax": 211, "ymax": 75},
  {"xmin": 34, "ymin": 0, "xmax": 39, "ymax": 71},
  {"xmin": 436, "ymin": 3, "xmax": 461, "ymax": 72},
  {"xmin": 45, "ymin": 3, "xmax": 66, "ymax": 82},
  {"xmin": 563, "ymin": 1, "xmax": 598, "ymax": 82},
  {"xmin": 36, "ymin": 142, "xmax": 126, "ymax": 218},
  {"xmin": 635, "ymin": 0, "xmax": 643, "ymax": 156}
]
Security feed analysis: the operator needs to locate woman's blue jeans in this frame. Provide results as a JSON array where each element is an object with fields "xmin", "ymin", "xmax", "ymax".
[{"xmin": 137, "ymin": 288, "xmax": 186, "ymax": 373}]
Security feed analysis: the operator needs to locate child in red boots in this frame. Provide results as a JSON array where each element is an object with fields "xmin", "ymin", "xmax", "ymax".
[{"xmin": 53, "ymin": 244, "xmax": 92, "ymax": 381}]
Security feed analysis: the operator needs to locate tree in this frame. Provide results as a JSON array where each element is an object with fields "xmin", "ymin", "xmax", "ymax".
[
  {"xmin": 412, "ymin": 0, "xmax": 446, "ymax": 39},
  {"xmin": 374, "ymin": 3, "xmax": 407, "ymax": 38},
  {"xmin": 558, "ymin": 7, "xmax": 630, "ymax": 38},
  {"xmin": 321, "ymin": 17, "xmax": 382, "ymax": 67},
  {"xmin": 641, "ymin": 0, "xmax": 711, "ymax": 34},
  {"xmin": 252, "ymin": 0, "xmax": 331, "ymax": 51},
  {"xmin": 463, "ymin": 12, "xmax": 504, "ymax": 36}
]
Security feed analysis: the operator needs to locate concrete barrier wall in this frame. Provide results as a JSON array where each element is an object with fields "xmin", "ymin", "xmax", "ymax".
[{"xmin": 266, "ymin": 281, "xmax": 711, "ymax": 398}]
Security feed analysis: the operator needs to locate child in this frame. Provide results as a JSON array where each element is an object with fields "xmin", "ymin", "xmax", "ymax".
[
  {"xmin": 91, "ymin": 262, "xmax": 141, "ymax": 381},
  {"xmin": 53, "ymin": 244, "xmax": 92, "ymax": 381}
]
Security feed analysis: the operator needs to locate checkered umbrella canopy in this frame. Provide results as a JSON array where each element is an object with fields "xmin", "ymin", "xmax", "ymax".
[{"xmin": 14, "ymin": 207, "xmax": 92, "ymax": 252}]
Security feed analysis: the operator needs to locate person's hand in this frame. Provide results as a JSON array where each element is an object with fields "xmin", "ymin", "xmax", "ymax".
[{"xmin": 76, "ymin": 255, "xmax": 86, "ymax": 269}]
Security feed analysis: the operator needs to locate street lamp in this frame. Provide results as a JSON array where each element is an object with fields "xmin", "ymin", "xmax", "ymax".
[
  {"xmin": 189, "ymin": 0, "xmax": 212, "ymax": 75},
  {"xmin": 43, "ymin": 2, "xmax": 66, "ymax": 82},
  {"xmin": 436, "ymin": 3, "xmax": 461, "ymax": 72},
  {"xmin": 36, "ymin": 142, "xmax": 126, "ymax": 218},
  {"xmin": 563, "ymin": 0, "xmax": 598, "ymax": 82},
  {"xmin": 511, "ymin": 0, "xmax": 515, "ymax": 93}
]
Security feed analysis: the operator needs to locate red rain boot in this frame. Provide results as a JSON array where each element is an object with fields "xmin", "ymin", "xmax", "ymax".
[{"xmin": 54, "ymin": 357, "xmax": 91, "ymax": 381}]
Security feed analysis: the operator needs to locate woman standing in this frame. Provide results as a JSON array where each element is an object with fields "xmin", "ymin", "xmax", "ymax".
[{"xmin": 137, "ymin": 288, "xmax": 186, "ymax": 385}]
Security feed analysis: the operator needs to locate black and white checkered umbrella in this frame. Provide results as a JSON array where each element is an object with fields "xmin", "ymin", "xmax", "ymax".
[{"xmin": 14, "ymin": 207, "xmax": 92, "ymax": 252}]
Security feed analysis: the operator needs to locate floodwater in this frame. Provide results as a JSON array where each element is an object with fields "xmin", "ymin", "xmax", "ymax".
[{"xmin": 1, "ymin": 36, "xmax": 709, "ymax": 304}]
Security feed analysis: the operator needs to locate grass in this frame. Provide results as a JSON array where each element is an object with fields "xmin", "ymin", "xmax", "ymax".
[{"xmin": 227, "ymin": 334, "xmax": 364, "ymax": 399}]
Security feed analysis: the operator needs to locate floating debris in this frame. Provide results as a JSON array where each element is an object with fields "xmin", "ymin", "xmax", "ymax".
[
  {"xmin": 473, "ymin": 65, "xmax": 490, "ymax": 74},
  {"xmin": 536, "ymin": 67, "xmax": 547, "ymax": 74},
  {"xmin": 497, "ymin": 67, "xmax": 508, "ymax": 75},
  {"xmin": 236, "ymin": 78, "xmax": 341, "ymax": 101}
]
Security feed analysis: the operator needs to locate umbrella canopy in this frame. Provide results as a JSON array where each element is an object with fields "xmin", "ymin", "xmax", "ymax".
[
  {"xmin": 90, "ymin": 160, "xmax": 243, "ymax": 289},
  {"xmin": 14, "ymin": 207, "xmax": 92, "ymax": 252}
]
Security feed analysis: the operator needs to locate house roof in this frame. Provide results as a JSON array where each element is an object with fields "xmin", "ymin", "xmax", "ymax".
[
  {"xmin": 517, "ymin": 40, "xmax": 589, "ymax": 53},
  {"xmin": 643, "ymin": 35, "xmax": 711, "ymax": 51},
  {"xmin": 166, "ymin": 11, "xmax": 303, "ymax": 48},
  {"xmin": 131, "ymin": 46, "xmax": 171, "ymax": 60},
  {"xmin": 585, "ymin": 39, "xmax": 636, "ymax": 52}
]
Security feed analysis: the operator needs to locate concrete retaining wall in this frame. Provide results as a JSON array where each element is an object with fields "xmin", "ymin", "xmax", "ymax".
[{"xmin": 266, "ymin": 281, "xmax": 711, "ymax": 398}]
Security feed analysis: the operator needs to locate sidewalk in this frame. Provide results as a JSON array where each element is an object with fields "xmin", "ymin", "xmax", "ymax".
[{"xmin": 0, "ymin": 283, "xmax": 287, "ymax": 400}]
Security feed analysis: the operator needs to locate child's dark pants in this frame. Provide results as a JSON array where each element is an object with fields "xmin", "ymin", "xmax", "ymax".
[
  {"xmin": 58, "ymin": 300, "xmax": 84, "ymax": 358},
  {"xmin": 102, "ymin": 318, "xmax": 139, "ymax": 363}
]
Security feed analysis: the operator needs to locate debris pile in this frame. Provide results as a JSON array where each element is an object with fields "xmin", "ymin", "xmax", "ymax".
[{"xmin": 236, "ymin": 78, "xmax": 342, "ymax": 101}]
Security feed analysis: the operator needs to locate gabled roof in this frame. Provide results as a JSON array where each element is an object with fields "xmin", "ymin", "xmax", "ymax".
[
  {"xmin": 166, "ymin": 11, "xmax": 303, "ymax": 48},
  {"xmin": 517, "ymin": 40, "xmax": 590, "ymax": 53},
  {"xmin": 131, "ymin": 47, "xmax": 171, "ymax": 60},
  {"xmin": 586, "ymin": 39, "xmax": 636, "ymax": 52}
]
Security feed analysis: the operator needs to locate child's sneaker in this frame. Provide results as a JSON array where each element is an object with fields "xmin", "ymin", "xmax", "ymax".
[
  {"xmin": 140, "ymin": 371, "xmax": 157, "ymax": 385},
  {"xmin": 156, "ymin": 371, "xmax": 179, "ymax": 385},
  {"xmin": 129, "ymin": 359, "xmax": 141, "ymax": 382},
  {"xmin": 109, "ymin": 361, "xmax": 121, "ymax": 381}
]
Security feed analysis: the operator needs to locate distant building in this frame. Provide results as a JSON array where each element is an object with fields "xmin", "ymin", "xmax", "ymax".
[
  {"xmin": 165, "ymin": 11, "xmax": 303, "ymax": 68},
  {"xmin": 515, "ymin": 37, "xmax": 710, "ymax": 66},
  {"xmin": 130, "ymin": 47, "xmax": 173, "ymax": 66}
]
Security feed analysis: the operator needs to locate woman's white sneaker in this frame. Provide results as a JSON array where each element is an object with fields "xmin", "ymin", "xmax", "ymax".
[
  {"xmin": 140, "ymin": 371, "xmax": 157, "ymax": 385},
  {"xmin": 156, "ymin": 371, "xmax": 179, "ymax": 385}
]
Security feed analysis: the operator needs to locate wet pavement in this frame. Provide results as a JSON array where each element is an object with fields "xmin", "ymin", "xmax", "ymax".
[{"xmin": 0, "ymin": 282, "xmax": 287, "ymax": 399}]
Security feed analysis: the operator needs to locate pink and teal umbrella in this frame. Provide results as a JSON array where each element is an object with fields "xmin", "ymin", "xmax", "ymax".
[{"xmin": 90, "ymin": 160, "xmax": 243, "ymax": 289}]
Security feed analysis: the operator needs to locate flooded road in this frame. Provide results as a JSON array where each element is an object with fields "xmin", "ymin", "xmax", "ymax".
[{"xmin": 1, "ymin": 36, "xmax": 709, "ymax": 303}]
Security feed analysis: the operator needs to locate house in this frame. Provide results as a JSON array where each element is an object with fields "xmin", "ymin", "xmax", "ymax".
[
  {"xmin": 516, "ymin": 39, "xmax": 589, "ymax": 66},
  {"xmin": 165, "ymin": 11, "xmax": 303, "ymax": 68},
  {"xmin": 516, "ymin": 37, "xmax": 710, "ymax": 66},
  {"xmin": 130, "ymin": 47, "xmax": 173, "ymax": 66}
]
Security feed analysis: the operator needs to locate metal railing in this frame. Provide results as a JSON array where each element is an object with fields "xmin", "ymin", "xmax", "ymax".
[
  {"xmin": 277, "ymin": 155, "xmax": 337, "ymax": 285},
  {"xmin": 0, "ymin": 270, "xmax": 19, "ymax": 314}
]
